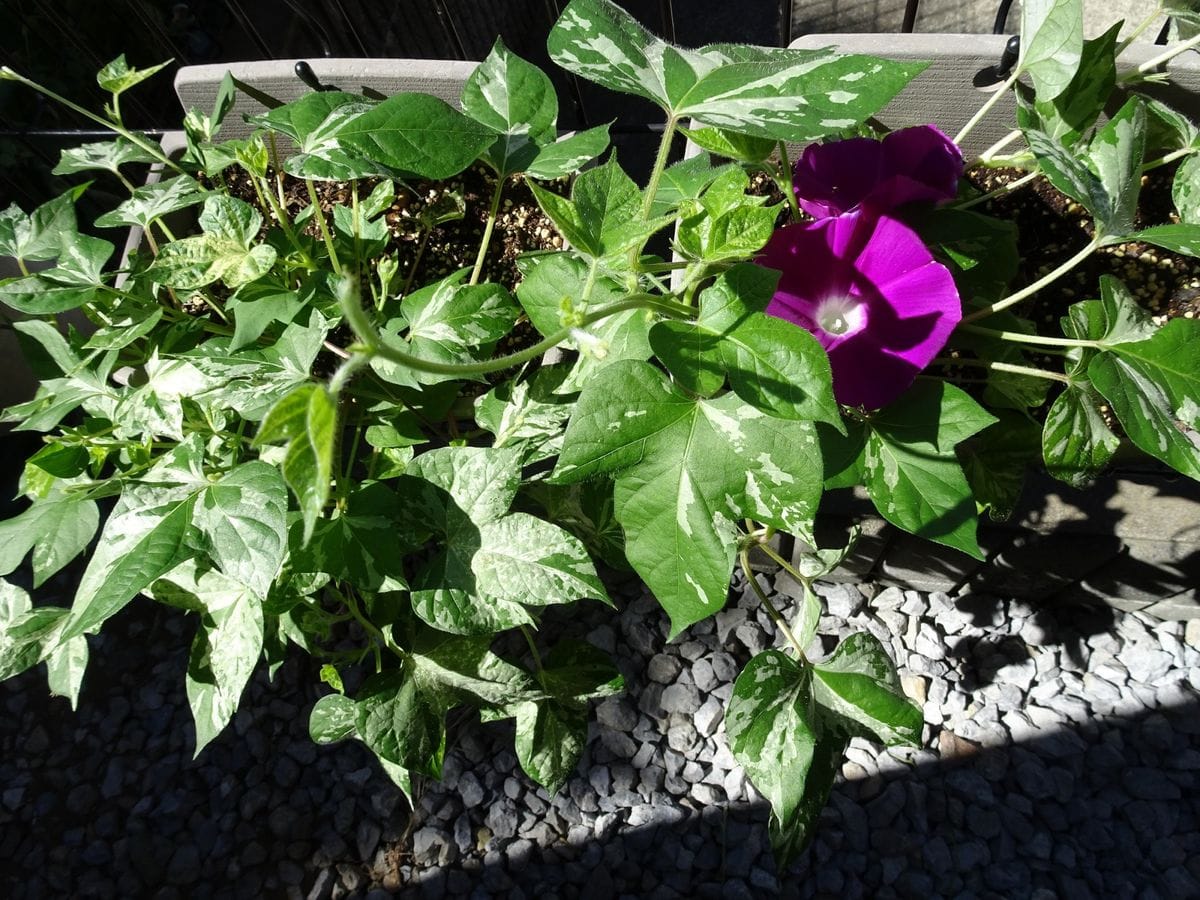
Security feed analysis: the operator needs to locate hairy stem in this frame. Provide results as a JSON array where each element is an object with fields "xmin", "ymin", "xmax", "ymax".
[
  {"xmin": 958, "ymin": 322, "xmax": 1098, "ymax": 348},
  {"xmin": 340, "ymin": 278, "xmax": 693, "ymax": 378},
  {"xmin": 961, "ymin": 236, "xmax": 1103, "ymax": 323},
  {"xmin": 953, "ymin": 170, "xmax": 1039, "ymax": 211},
  {"xmin": 955, "ymin": 66, "xmax": 1023, "ymax": 146},
  {"xmin": 740, "ymin": 548, "xmax": 807, "ymax": 662},
  {"xmin": 0, "ymin": 68, "xmax": 187, "ymax": 176},
  {"xmin": 775, "ymin": 140, "xmax": 802, "ymax": 222},
  {"xmin": 470, "ymin": 173, "xmax": 506, "ymax": 285},
  {"xmin": 1133, "ymin": 30, "xmax": 1200, "ymax": 75},
  {"xmin": 640, "ymin": 116, "xmax": 678, "ymax": 221},
  {"xmin": 933, "ymin": 355, "xmax": 1070, "ymax": 383},
  {"xmin": 306, "ymin": 178, "xmax": 342, "ymax": 276}
]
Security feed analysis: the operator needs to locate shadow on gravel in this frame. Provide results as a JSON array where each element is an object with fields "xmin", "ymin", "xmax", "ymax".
[
  {"xmin": 390, "ymin": 693, "xmax": 1200, "ymax": 900},
  {"xmin": 1, "ymin": 585, "xmax": 1198, "ymax": 899}
]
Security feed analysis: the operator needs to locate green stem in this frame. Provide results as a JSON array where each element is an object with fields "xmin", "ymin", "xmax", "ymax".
[
  {"xmin": 306, "ymin": 178, "xmax": 343, "ymax": 276},
  {"xmin": 351, "ymin": 179, "xmax": 362, "ymax": 273},
  {"xmin": 933, "ymin": 356, "xmax": 1070, "ymax": 383},
  {"xmin": 342, "ymin": 589, "xmax": 405, "ymax": 661},
  {"xmin": 341, "ymin": 279, "xmax": 694, "ymax": 378},
  {"xmin": 954, "ymin": 66, "xmax": 1023, "ymax": 146},
  {"xmin": 470, "ymin": 173, "xmax": 505, "ymax": 285},
  {"xmin": 977, "ymin": 128, "xmax": 1022, "ymax": 164},
  {"xmin": 0, "ymin": 68, "xmax": 186, "ymax": 176},
  {"xmin": 267, "ymin": 133, "xmax": 286, "ymax": 207},
  {"xmin": 401, "ymin": 229, "xmax": 431, "ymax": 299},
  {"xmin": 259, "ymin": 175, "xmax": 314, "ymax": 267},
  {"xmin": 957, "ymin": 322, "xmax": 1097, "ymax": 348},
  {"xmin": 953, "ymin": 170, "xmax": 1039, "ymax": 211},
  {"xmin": 1144, "ymin": 146, "xmax": 1197, "ymax": 172},
  {"xmin": 739, "ymin": 548, "xmax": 807, "ymax": 661},
  {"xmin": 329, "ymin": 352, "xmax": 370, "ymax": 396},
  {"xmin": 1133, "ymin": 30, "xmax": 1200, "ymax": 76},
  {"xmin": 1116, "ymin": 4, "xmax": 1166, "ymax": 54},
  {"xmin": 755, "ymin": 541, "xmax": 811, "ymax": 595},
  {"xmin": 520, "ymin": 625, "xmax": 545, "ymax": 678},
  {"xmin": 775, "ymin": 140, "xmax": 802, "ymax": 222},
  {"xmin": 961, "ymin": 236, "xmax": 1103, "ymax": 323},
  {"xmin": 15, "ymin": 257, "xmax": 30, "ymax": 276},
  {"xmin": 199, "ymin": 293, "xmax": 230, "ymax": 324},
  {"xmin": 640, "ymin": 116, "xmax": 678, "ymax": 221}
]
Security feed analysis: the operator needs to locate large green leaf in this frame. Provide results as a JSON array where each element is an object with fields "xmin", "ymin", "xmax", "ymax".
[
  {"xmin": 552, "ymin": 360, "xmax": 822, "ymax": 636},
  {"xmin": 548, "ymin": 0, "xmax": 921, "ymax": 141},
  {"xmin": 405, "ymin": 445, "xmax": 522, "ymax": 529},
  {"xmin": 0, "ymin": 186, "xmax": 84, "ymax": 261},
  {"xmin": 94, "ymin": 175, "xmax": 209, "ymax": 229},
  {"xmin": 53, "ymin": 137, "xmax": 159, "ymax": 177},
  {"xmin": 60, "ymin": 442, "xmax": 206, "ymax": 641},
  {"xmin": 1019, "ymin": 0, "xmax": 1083, "ymax": 102},
  {"xmin": 1135, "ymin": 223, "xmax": 1200, "ymax": 257},
  {"xmin": 96, "ymin": 54, "xmax": 170, "ymax": 95},
  {"xmin": 811, "ymin": 632, "xmax": 922, "ymax": 745},
  {"xmin": 45, "ymin": 632, "xmax": 88, "ymax": 710},
  {"xmin": 515, "ymin": 253, "xmax": 652, "ymax": 388},
  {"xmin": 471, "ymin": 513, "xmax": 611, "ymax": 606},
  {"xmin": 1089, "ymin": 317, "xmax": 1200, "ymax": 479},
  {"xmin": 0, "ymin": 494, "xmax": 99, "ymax": 588},
  {"xmin": 862, "ymin": 381, "xmax": 995, "ymax": 558},
  {"xmin": 1085, "ymin": 98, "xmax": 1145, "ymax": 238},
  {"xmin": 528, "ymin": 155, "xmax": 666, "ymax": 259},
  {"xmin": 250, "ymin": 90, "xmax": 372, "ymax": 146},
  {"xmin": 336, "ymin": 93, "xmax": 495, "ymax": 179},
  {"xmin": 514, "ymin": 699, "xmax": 586, "ymax": 793},
  {"xmin": 406, "ymin": 446, "xmax": 607, "ymax": 634},
  {"xmin": 0, "ymin": 581, "xmax": 70, "ymax": 682},
  {"xmin": 654, "ymin": 264, "xmax": 841, "ymax": 425},
  {"xmin": 961, "ymin": 411, "xmax": 1040, "ymax": 519},
  {"xmin": 1173, "ymin": 153, "xmax": 1200, "ymax": 225},
  {"xmin": 1042, "ymin": 380, "xmax": 1118, "ymax": 485},
  {"xmin": 192, "ymin": 462, "xmax": 289, "ymax": 598},
  {"xmin": 0, "ymin": 276, "xmax": 97, "ymax": 315},
  {"xmin": 372, "ymin": 270, "xmax": 520, "ymax": 388},
  {"xmin": 355, "ymin": 668, "xmax": 447, "ymax": 777},
  {"xmin": 1019, "ymin": 22, "xmax": 1119, "ymax": 148},
  {"xmin": 158, "ymin": 562, "xmax": 264, "ymax": 756},
  {"xmin": 411, "ymin": 632, "xmax": 541, "ymax": 710},
  {"xmin": 526, "ymin": 125, "xmax": 611, "ymax": 180},
  {"xmin": 462, "ymin": 38, "xmax": 558, "ymax": 176},
  {"xmin": 726, "ymin": 650, "xmax": 836, "ymax": 862},
  {"xmin": 255, "ymin": 383, "xmax": 337, "ymax": 543},
  {"xmin": 299, "ymin": 483, "xmax": 416, "ymax": 592}
]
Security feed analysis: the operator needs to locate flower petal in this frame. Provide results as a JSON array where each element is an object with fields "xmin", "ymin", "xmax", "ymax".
[
  {"xmin": 792, "ymin": 137, "xmax": 883, "ymax": 218},
  {"xmin": 757, "ymin": 211, "xmax": 961, "ymax": 409},
  {"xmin": 792, "ymin": 125, "xmax": 964, "ymax": 219}
]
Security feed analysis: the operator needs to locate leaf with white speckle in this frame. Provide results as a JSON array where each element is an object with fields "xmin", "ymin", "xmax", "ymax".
[{"xmin": 552, "ymin": 359, "xmax": 822, "ymax": 635}]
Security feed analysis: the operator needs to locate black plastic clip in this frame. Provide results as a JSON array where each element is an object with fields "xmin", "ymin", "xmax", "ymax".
[{"xmin": 294, "ymin": 60, "xmax": 340, "ymax": 93}]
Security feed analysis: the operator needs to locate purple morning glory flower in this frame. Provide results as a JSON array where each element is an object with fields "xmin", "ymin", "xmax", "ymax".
[
  {"xmin": 793, "ymin": 125, "xmax": 964, "ymax": 219},
  {"xmin": 757, "ymin": 211, "xmax": 961, "ymax": 410}
]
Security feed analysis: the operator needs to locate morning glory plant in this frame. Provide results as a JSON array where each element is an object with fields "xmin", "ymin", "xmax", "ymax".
[{"xmin": 1, "ymin": 0, "xmax": 1200, "ymax": 864}]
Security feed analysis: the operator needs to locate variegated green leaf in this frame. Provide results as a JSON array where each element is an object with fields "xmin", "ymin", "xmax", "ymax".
[
  {"xmin": 811, "ymin": 632, "xmax": 922, "ymax": 746},
  {"xmin": 548, "ymin": 0, "xmax": 921, "ymax": 141},
  {"xmin": 552, "ymin": 360, "xmax": 822, "ymax": 636}
]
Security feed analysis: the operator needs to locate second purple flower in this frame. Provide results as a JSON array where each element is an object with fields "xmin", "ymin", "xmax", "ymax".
[{"xmin": 792, "ymin": 124, "xmax": 964, "ymax": 219}]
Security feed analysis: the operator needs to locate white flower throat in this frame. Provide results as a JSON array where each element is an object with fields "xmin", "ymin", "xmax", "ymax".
[{"xmin": 815, "ymin": 295, "xmax": 866, "ymax": 337}]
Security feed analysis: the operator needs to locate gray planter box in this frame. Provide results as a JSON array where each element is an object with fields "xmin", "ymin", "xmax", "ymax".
[{"xmin": 173, "ymin": 59, "xmax": 481, "ymax": 141}]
